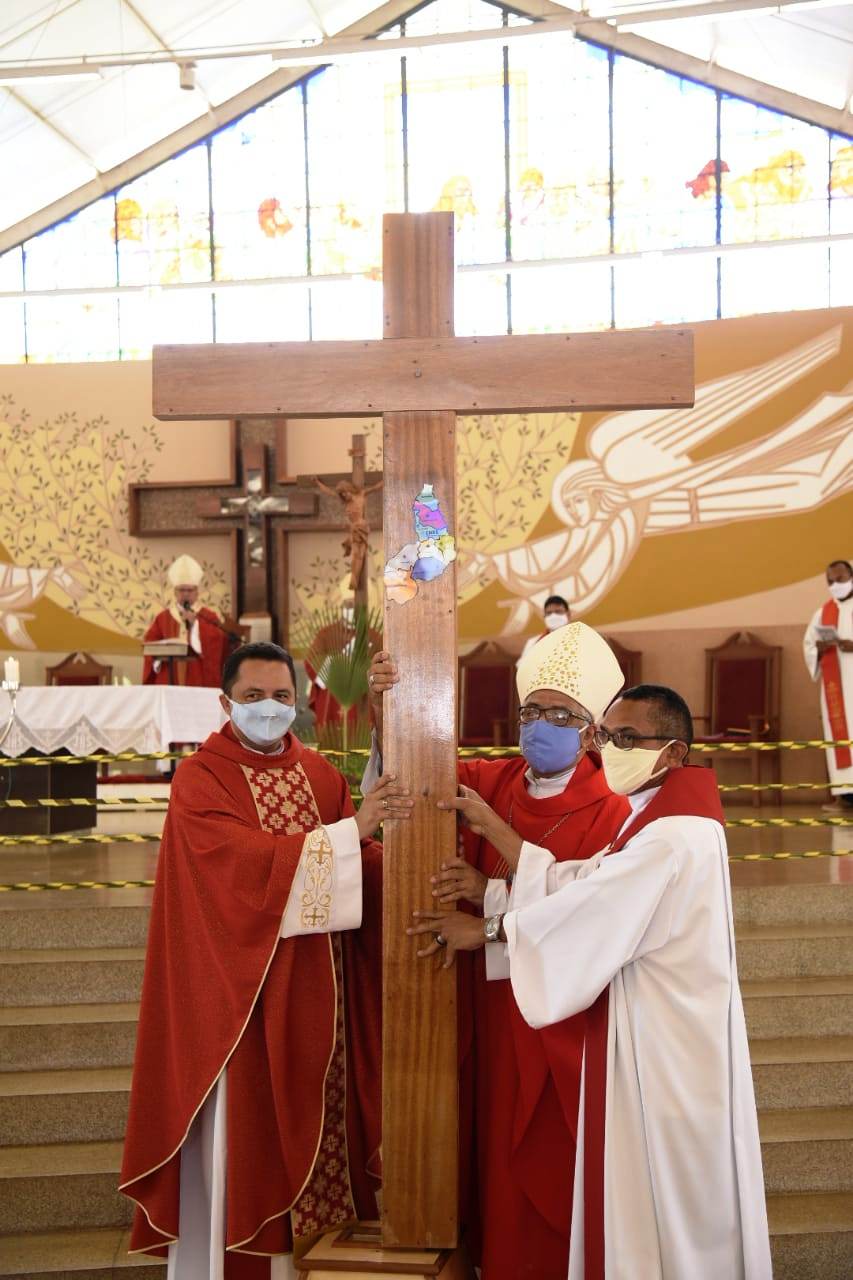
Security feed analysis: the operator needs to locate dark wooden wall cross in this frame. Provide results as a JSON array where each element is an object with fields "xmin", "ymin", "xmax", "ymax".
[{"xmin": 128, "ymin": 420, "xmax": 382, "ymax": 641}]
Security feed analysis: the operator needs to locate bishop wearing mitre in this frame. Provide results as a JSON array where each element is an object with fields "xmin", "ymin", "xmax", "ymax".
[{"xmin": 143, "ymin": 554, "xmax": 230, "ymax": 687}]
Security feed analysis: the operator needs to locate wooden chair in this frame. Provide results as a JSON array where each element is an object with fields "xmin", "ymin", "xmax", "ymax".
[
  {"xmin": 459, "ymin": 641, "xmax": 518, "ymax": 748},
  {"xmin": 45, "ymin": 652, "xmax": 113, "ymax": 686},
  {"xmin": 604, "ymin": 636, "xmax": 642, "ymax": 692},
  {"xmin": 695, "ymin": 631, "xmax": 782, "ymax": 809}
]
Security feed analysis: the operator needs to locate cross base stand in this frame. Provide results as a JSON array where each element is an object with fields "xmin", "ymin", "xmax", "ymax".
[{"xmin": 295, "ymin": 1223, "xmax": 476, "ymax": 1278}]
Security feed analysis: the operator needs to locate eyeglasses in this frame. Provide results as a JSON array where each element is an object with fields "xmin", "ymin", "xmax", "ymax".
[
  {"xmin": 593, "ymin": 727, "xmax": 674, "ymax": 752},
  {"xmin": 519, "ymin": 704, "xmax": 593, "ymax": 729}
]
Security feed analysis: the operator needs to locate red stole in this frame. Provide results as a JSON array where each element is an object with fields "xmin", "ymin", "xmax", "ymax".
[
  {"xmin": 819, "ymin": 600, "xmax": 852, "ymax": 770},
  {"xmin": 120, "ymin": 724, "xmax": 381, "ymax": 1260},
  {"xmin": 458, "ymin": 754, "xmax": 628, "ymax": 1276},
  {"xmin": 582, "ymin": 766, "xmax": 725, "ymax": 1280}
]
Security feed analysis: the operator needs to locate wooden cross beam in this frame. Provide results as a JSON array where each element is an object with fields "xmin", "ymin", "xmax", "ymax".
[{"xmin": 152, "ymin": 212, "xmax": 694, "ymax": 1252}]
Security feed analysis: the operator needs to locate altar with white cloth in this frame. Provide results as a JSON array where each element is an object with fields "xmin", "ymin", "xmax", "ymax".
[{"xmin": 0, "ymin": 687, "xmax": 225, "ymax": 837}]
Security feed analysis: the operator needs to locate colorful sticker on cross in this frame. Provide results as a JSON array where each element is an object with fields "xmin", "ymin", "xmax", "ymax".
[{"xmin": 384, "ymin": 483, "xmax": 457, "ymax": 605}]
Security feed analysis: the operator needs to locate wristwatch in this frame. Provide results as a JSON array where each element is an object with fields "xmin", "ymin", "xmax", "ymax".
[{"xmin": 484, "ymin": 913, "xmax": 504, "ymax": 944}]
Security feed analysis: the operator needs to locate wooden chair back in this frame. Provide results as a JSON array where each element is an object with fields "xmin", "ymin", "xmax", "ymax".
[
  {"xmin": 459, "ymin": 641, "xmax": 518, "ymax": 747},
  {"xmin": 603, "ymin": 636, "xmax": 643, "ymax": 693},
  {"xmin": 704, "ymin": 631, "xmax": 781, "ymax": 738},
  {"xmin": 45, "ymin": 652, "xmax": 113, "ymax": 686}
]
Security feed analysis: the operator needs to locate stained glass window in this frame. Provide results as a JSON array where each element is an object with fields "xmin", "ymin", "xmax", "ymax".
[
  {"xmin": 721, "ymin": 243, "xmax": 829, "ymax": 317},
  {"xmin": 719, "ymin": 98, "xmax": 830, "ymax": 243},
  {"xmin": 455, "ymin": 271, "xmax": 509, "ymax": 336},
  {"xmin": 403, "ymin": 0, "xmax": 507, "ymax": 35},
  {"xmin": 830, "ymin": 134, "xmax": 853, "ymax": 234},
  {"xmin": 25, "ymin": 296, "xmax": 120, "ymax": 363},
  {"xmin": 213, "ymin": 284, "xmax": 311, "ymax": 344},
  {"xmin": 23, "ymin": 198, "xmax": 118, "ymax": 291},
  {"xmin": 306, "ymin": 61, "xmax": 404, "ymax": 277},
  {"xmin": 508, "ymin": 36, "xmax": 611, "ymax": 262},
  {"xmin": 0, "ymin": 248, "xmax": 25, "ymax": 363},
  {"xmin": 613, "ymin": 59, "xmax": 718, "ymax": 253},
  {"xmin": 614, "ymin": 254, "xmax": 718, "ymax": 327},
  {"xmin": 510, "ymin": 261, "xmax": 612, "ymax": 333},
  {"xmin": 211, "ymin": 91, "xmax": 308, "ymax": 283},
  {"xmin": 117, "ymin": 288, "xmax": 213, "ymax": 357},
  {"xmin": 308, "ymin": 277, "xmax": 384, "ymax": 340},
  {"xmin": 406, "ymin": 39, "xmax": 506, "ymax": 266},
  {"xmin": 115, "ymin": 144, "xmax": 212, "ymax": 287}
]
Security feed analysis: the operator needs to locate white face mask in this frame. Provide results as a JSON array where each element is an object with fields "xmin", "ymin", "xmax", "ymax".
[
  {"xmin": 601, "ymin": 740, "xmax": 674, "ymax": 796},
  {"xmin": 229, "ymin": 698, "xmax": 296, "ymax": 746},
  {"xmin": 544, "ymin": 612, "xmax": 569, "ymax": 632},
  {"xmin": 828, "ymin": 580, "xmax": 853, "ymax": 602}
]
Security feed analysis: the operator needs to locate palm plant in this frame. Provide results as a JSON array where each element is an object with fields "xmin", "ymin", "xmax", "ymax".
[{"xmin": 291, "ymin": 602, "xmax": 383, "ymax": 780}]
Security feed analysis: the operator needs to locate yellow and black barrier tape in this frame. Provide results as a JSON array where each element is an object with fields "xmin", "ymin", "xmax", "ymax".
[
  {"xmin": 726, "ymin": 816, "xmax": 853, "ymax": 828},
  {"xmin": 1, "ymin": 738, "xmax": 852, "ymax": 769},
  {"xmin": 0, "ymin": 796, "xmax": 168, "ymax": 808},
  {"xmin": 0, "ymin": 833, "xmax": 154, "ymax": 845},
  {"xmin": 2, "ymin": 847, "xmax": 853, "ymax": 890}
]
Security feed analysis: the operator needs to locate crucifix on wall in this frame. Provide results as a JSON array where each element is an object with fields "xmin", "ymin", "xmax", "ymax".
[
  {"xmin": 128, "ymin": 422, "xmax": 382, "ymax": 642},
  {"xmin": 152, "ymin": 211, "xmax": 694, "ymax": 1263}
]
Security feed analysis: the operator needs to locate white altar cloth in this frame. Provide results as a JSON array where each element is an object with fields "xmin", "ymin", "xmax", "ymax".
[{"xmin": 0, "ymin": 686, "xmax": 226, "ymax": 758}]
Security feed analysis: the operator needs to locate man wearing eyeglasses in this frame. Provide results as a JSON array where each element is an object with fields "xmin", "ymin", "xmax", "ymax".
[
  {"xmin": 411, "ymin": 684, "xmax": 771, "ymax": 1280},
  {"xmin": 366, "ymin": 622, "xmax": 627, "ymax": 1280}
]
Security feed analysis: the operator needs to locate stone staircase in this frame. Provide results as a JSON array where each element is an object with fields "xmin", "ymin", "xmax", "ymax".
[
  {"xmin": 0, "ymin": 881, "xmax": 851, "ymax": 1278},
  {"xmin": 736, "ymin": 881, "xmax": 853, "ymax": 1279}
]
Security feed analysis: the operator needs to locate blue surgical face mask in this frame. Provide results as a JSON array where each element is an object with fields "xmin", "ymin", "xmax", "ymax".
[
  {"xmin": 229, "ymin": 698, "xmax": 296, "ymax": 746},
  {"xmin": 519, "ymin": 721, "xmax": 582, "ymax": 775}
]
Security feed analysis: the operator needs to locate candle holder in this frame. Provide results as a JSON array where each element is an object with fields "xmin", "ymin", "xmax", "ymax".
[{"xmin": 0, "ymin": 679, "xmax": 19, "ymax": 752}]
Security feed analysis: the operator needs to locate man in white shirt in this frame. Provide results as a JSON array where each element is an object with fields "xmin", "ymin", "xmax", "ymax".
[
  {"xmin": 411, "ymin": 684, "xmax": 771, "ymax": 1280},
  {"xmin": 803, "ymin": 558, "xmax": 853, "ymax": 812}
]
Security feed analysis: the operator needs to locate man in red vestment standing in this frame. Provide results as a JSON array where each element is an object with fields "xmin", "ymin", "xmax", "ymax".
[
  {"xmin": 366, "ymin": 622, "xmax": 627, "ymax": 1280},
  {"xmin": 121, "ymin": 641, "xmax": 413, "ymax": 1278},
  {"xmin": 143, "ymin": 554, "xmax": 230, "ymax": 687}
]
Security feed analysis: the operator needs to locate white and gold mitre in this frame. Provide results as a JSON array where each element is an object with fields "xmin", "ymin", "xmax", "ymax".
[
  {"xmin": 167, "ymin": 554, "xmax": 204, "ymax": 587},
  {"xmin": 516, "ymin": 621, "xmax": 625, "ymax": 719}
]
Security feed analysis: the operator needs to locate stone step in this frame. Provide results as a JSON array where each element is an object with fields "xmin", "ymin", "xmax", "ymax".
[
  {"xmin": 0, "ymin": 1226, "xmax": 164, "ymax": 1278},
  {"xmin": 760, "ymin": 1107, "xmax": 853, "ymax": 1193},
  {"xmin": 0, "ymin": 948, "xmax": 145, "ymax": 1007},
  {"xmin": 767, "ymin": 1191, "xmax": 853, "ymax": 1280},
  {"xmin": 0, "ymin": 894, "xmax": 151, "ymax": 951},
  {"xmin": 735, "ymin": 923, "xmax": 853, "ymax": 981},
  {"xmin": 733, "ymin": 882, "xmax": 853, "ymax": 928},
  {"xmin": 751, "ymin": 1036, "xmax": 853, "ymax": 1109},
  {"xmin": 0, "ymin": 1068, "xmax": 131, "ymax": 1145},
  {"xmin": 0, "ymin": 1142, "xmax": 131, "ymax": 1235},
  {"xmin": 0, "ymin": 1003, "xmax": 139, "ymax": 1072},
  {"xmin": 742, "ymin": 975, "xmax": 853, "ymax": 1039}
]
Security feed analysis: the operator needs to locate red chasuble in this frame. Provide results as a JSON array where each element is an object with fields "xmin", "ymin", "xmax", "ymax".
[
  {"xmin": 457, "ymin": 753, "xmax": 628, "ymax": 1280},
  {"xmin": 120, "ymin": 724, "xmax": 382, "ymax": 1270},
  {"xmin": 143, "ymin": 606, "xmax": 229, "ymax": 687},
  {"xmin": 581, "ymin": 765, "xmax": 725, "ymax": 1280}
]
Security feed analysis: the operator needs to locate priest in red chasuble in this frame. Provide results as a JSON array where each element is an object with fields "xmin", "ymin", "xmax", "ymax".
[
  {"xmin": 143, "ymin": 554, "xmax": 230, "ymax": 687},
  {"xmin": 366, "ymin": 622, "xmax": 627, "ymax": 1280},
  {"xmin": 121, "ymin": 641, "xmax": 412, "ymax": 1278}
]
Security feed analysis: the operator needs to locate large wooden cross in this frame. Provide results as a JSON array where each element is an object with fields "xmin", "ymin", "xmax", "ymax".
[
  {"xmin": 152, "ymin": 212, "xmax": 693, "ymax": 1251},
  {"xmin": 128, "ymin": 421, "xmax": 381, "ymax": 642}
]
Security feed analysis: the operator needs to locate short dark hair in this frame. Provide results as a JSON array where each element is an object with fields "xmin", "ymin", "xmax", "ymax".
[
  {"xmin": 827, "ymin": 560, "xmax": 853, "ymax": 576},
  {"xmin": 617, "ymin": 683, "xmax": 694, "ymax": 749},
  {"xmin": 544, "ymin": 595, "xmax": 570, "ymax": 611},
  {"xmin": 221, "ymin": 642, "xmax": 297, "ymax": 696}
]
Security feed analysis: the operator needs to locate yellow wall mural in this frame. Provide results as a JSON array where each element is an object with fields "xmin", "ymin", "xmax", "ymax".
[
  {"xmin": 1, "ymin": 305, "xmax": 851, "ymax": 660},
  {"xmin": 456, "ymin": 306, "xmax": 853, "ymax": 640}
]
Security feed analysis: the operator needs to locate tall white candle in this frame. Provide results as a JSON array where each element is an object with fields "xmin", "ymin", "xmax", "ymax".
[{"xmin": 4, "ymin": 657, "xmax": 19, "ymax": 684}]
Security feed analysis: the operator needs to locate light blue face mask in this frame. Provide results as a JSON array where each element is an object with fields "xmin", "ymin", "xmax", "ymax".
[
  {"xmin": 519, "ymin": 721, "xmax": 582, "ymax": 774},
  {"xmin": 229, "ymin": 698, "xmax": 296, "ymax": 746}
]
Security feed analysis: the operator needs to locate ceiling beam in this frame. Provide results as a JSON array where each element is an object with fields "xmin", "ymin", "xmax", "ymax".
[
  {"xmin": 1, "ymin": 0, "xmax": 850, "ymax": 254},
  {"xmin": 3, "ymin": 84, "xmax": 99, "ymax": 169},
  {"xmin": 0, "ymin": 0, "xmax": 415, "ymax": 253}
]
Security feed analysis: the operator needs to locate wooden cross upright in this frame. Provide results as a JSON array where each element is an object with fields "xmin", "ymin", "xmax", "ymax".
[{"xmin": 152, "ymin": 212, "xmax": 694, "ymax": 1251}]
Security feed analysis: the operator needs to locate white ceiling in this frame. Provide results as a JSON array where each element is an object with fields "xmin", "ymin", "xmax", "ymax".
[{"xmin": 2, "ymin": 0, "xmax": 852, "ymax": 243}]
